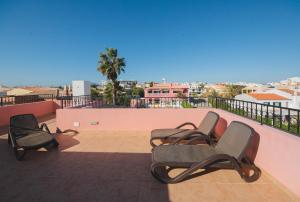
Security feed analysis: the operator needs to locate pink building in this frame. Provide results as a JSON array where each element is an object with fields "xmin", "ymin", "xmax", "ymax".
[{"xmin": 144, "ymin": 83, "xmax": 189, "ymax": 107}]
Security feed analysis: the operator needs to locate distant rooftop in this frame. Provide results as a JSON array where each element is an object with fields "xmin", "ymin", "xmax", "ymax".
[
  {"xmin": 278, "ymin": 88, "xmax": 300, "ymax": 96},
  {"xmin": 146, "ymin": 83, "xmax": 189, "ymax": 89},
  {"xmin": 248, "ymin": 93, "xmax": 290, "ymax": 100}
]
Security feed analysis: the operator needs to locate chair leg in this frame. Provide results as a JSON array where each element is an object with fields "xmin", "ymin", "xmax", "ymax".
[
  {"xmin": 52, "ymin": 139, "xmax": 59, "ymax": 147},
  {"xmin": 8, "ymin": 135, "xmax": 12, "ymax": 146},
  {"xmin": 14, "ymin": 147, "xmax": 26, "ymax": 161},
  {"xmin": 151, "ymin": 165, "xmax": 192, "ymax": 184},
  {"xmin": 240, "ymin": 163, "xmax": 261, "ymax": 182}
]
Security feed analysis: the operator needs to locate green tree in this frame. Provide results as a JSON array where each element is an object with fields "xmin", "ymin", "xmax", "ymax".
[
  {"xmin": 131, "ymin": 87, "xmax": 144, "ymax": 97},
  {"xmin": 202, "ymin": 89, "xmax": 219, "ymax": 98},
  {"xmin": 224, "ymin": 85, "xmax": 245, "ymax": 98},
  {"xmin": 91, "ymin": 87, "xmax": 100, "ymax": 98},
  {"xmin": 97, "ymin": 48, "xmax": 126, "ymax": 105}
]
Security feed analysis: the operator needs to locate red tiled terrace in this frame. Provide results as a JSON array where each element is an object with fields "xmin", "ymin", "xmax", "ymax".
[{"xmin": 0, "ymin": 114, "xmax": 299, "ymax": 202}]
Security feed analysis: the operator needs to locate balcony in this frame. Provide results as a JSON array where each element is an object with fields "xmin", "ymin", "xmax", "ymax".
[{"xmin": 0, "ymin": 96, "xmax": 300, "ymax": 201}]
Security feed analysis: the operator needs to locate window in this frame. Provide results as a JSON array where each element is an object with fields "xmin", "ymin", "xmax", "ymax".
[
  {"xmin": 148, "ymin": 90, "xmax": 152, "ymax": 94},
  {"xmin": 162, "ymin": 89, "xmax": 169, "ymax": 94},
  {"xmin": 173, "ymin": 90, "xmax": 180, "ymax": 94},
  {"xmin": 263, "ymin": 102, "xmax": 270, "ymax": 105},
  {"xmin": 273, "ymin": 102, "xmax": 281, "ymax": 107},
  {"xmin": 153, "ymin": 90, "xmax": 160, "ymax": 94}
]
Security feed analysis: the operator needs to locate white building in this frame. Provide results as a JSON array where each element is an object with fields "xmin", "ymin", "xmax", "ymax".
[
  {"xmin": 262, "ymin": 88, "xmax": 300, "ymax": 109},
  {"xmin": 119, "ymin": 80, "xmax": 137, "ymax": 90},
  {"xmin": 235, "ymin": 93, "xmax": 290, "ymax": 107},
  {"xmin": 72, "ymin": 80, "xmax": 91, "ymax": 96},
  {"xmin": 182, "ymin": 82, "xmax": 205, "ymax": 97},
  {"xmin": 0, "ymin": 84, "xmax": 10, "ymax": 96}
]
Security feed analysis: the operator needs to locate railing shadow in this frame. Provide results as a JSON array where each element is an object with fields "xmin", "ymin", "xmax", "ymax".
[{"xmin": 0, "ymin": 138, "xmax": 170, "ymax": 202}]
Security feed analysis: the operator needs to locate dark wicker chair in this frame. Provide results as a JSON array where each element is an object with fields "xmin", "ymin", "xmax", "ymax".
[
  {"xmin": 150, "ymin": 111, "xmax": 220, "ymax": 147},
  {"xmin": 8, "ymin": 114, "xmax": 59, "ymax": 160},
  {"xmin": 151, "ymin": 121, "xmax": 261, "ymax": 183}
]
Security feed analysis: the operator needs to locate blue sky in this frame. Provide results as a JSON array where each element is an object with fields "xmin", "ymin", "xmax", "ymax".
[{"xmin": 0, "ymin": 0, "xmax": 300, "ymax": 86}]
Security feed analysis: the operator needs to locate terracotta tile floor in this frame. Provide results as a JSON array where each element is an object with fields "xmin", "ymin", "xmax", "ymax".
[{"xmin": 0, "ymin": 115, "xmax": 299, "ymax": 202}]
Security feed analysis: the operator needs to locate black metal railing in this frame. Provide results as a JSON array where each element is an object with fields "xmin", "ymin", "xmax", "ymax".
[
  {"xmin": 212, "ymin": 97, "xmax": 300, "ymax": 136},
  {"xmin": 0, "ymin": 94, "xmax": 55, "ymax": 107},
  {"xmin": 138, "ymin": 97, "xmax": 210, "ymax": 108},
  {"xmin": 59, "ymin": 96, "xmax": 211, "ymax": 109},
  {"xmin": 52, "ymin": 94, "xmax": 300, "ymax": 137}
]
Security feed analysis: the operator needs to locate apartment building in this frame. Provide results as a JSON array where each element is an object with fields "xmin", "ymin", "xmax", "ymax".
[
  {"xmin": 235, "ymin": 93, "xmax": 290, "ymax": 107},
  {"xmin": 144, "ymin": 83, "xmax": 189, "ymax": 107}
]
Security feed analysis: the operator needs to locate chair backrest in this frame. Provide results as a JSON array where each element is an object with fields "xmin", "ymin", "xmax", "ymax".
[
  {"xmin": 10, "ymin": 114, "xmax": 39, "ymax": 138},
  {"xmin": 215, "ymin": 121, "xmax": 254, "ymax": 161},
  {"xmin": 197, "ymin": 111, "xmax": 220, "ymax": 136}
]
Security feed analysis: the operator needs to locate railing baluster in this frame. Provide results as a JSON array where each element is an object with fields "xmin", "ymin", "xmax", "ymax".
[
  {"xmin": 266, "ymin": 105, "xmax": 269, "ymax": 124},
  {"xmin": 288, "ymin": 109, "xmax": 291, "ymax": 132},
  {"xmin": 272, "ymin": 105, "xmax": 275, "ymax": 127},
  {"xmin": 280, "ymin": 107, "xmax": 282, "ymax": 129},
  {"xmin": 260, "ymin": 104, "xmax": 263, "ymax": 124},
  {"xmin": 297, "ymin": 111, "xmax": 300, "ymax": 135}
]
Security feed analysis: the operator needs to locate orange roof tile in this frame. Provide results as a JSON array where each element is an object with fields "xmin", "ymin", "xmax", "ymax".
[
  {"xmin": 248, "ymin": 93, "xmax": 289, "ymax": 100},
  {"xmin": 278, "ymin": 88, "xmax": 300, "ymax": 96}
]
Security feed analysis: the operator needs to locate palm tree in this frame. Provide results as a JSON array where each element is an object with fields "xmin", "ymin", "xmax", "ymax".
[
  {"xmin": 104, "ymin": 83, "xmax": 113, "ymax": 104},
  {"xmin": 97, "ymin": 48, "xmax": 126, "ymax": 105}
]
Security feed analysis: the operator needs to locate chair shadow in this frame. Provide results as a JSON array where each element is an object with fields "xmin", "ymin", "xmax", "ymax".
[
  {"xmin": 0, "ymin": 137, "xmax": 170, "ymax": 202},
  {"xmin": 55, "ymin": 129, "xmax": 80, "ymax": 151}
]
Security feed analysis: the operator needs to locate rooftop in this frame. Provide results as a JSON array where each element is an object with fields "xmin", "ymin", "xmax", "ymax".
[
  {"xmin": 278, "ymin": 88, "xmax": 300, "ymax": 96},
  {"xmin": 0, "ymin": 116, "xmax": 298, "ymax": 202},
  {"xmin": 248, "ymin": 93, "xmax": 290, "ymax": 100},
  {"xmin": 146, "ymin": 83, "xmax": 189, "ymax": 89}
]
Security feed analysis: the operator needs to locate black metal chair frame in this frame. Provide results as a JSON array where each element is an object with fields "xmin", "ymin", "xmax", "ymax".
[
  {"xmin": 151, "ymin": 121, "xmax": 261, "ymax": 184},
  {"xmin": 151, "ymin": 154, "xmax": 261, "ymax": 184},
  {"xmin": 150, "ymin": 111, "xmax": 220, "ymax": 147},
  {"xmin": 8, "ymin": 114, "xmax": 59, "ymax": 160}
]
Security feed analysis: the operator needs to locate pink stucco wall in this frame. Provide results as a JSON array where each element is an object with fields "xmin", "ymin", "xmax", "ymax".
[
  {"xmin": 211, "ymin": 109, "xmax": 300, "ymax": 197},
  {"xmin": 56, "ymin": 108, "xmax": 300, "ymax": 197},
  {"xmin": 56, "ymin": 108, "xmax": 213, "ymax": 131},
  {"xmin": 0, "ymin": 101, "xmax": 56, "ymax": 127}
]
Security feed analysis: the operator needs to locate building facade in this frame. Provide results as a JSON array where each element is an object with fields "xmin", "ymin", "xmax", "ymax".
[{"xmin": 144, "ymin": 83, "xmax": 189, "ymax": 107}]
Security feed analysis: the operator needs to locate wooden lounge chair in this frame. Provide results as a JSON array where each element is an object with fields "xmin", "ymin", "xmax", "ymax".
[
  {"xmin": 151, "ymin": 121, "xmax": 261, "ymax": 183},
  {"xmin": 150, "ymin": 111, "xmax": 220, "ymax": 147},
  {"xmin": 8, "ymin": 114, "xmax": 59, "ymax": 160}
]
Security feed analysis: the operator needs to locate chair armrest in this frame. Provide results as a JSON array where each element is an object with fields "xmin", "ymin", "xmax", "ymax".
[
  {"xmin": 40, "ymin": 123, "xmax": 51, "ymax": 134},
  {"xmin": 152, "ymin": 153, "xmax": 241, "ymax": 183},
  {"xmin": 175, "ymin": 122, "xmax": 197, "ymax": 129},
  {"xmin": 171, "ymin": 131, "xmax": 207, "ymax": 144},
  {"xmin": 8, "ymin": 128, "xmax": 17, "ymax": 147}
]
